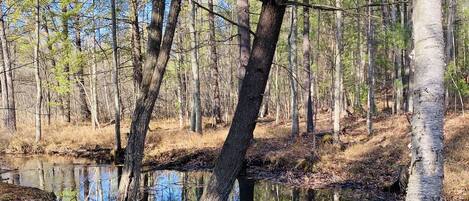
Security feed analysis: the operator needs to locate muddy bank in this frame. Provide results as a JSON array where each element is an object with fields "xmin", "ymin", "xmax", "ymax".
[
  {"xmin": 2, "ymin": 145, "xmax": 113, "ymax": 163},
  {"xmin": 0, "ymin": 182, "xmax": 56, "ymax": 201}
]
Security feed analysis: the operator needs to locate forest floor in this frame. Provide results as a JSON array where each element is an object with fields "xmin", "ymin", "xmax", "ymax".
[{"xmin": 0, "ymin": 113, "xmax": 467, "ymax": 200}]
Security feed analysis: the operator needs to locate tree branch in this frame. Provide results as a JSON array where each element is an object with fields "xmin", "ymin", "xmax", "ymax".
[{"xmin": 192, "ymin": 0, "xmax": 256, "ymax": 36}]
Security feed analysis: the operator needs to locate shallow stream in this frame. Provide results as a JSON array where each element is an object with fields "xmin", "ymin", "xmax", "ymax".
[{"xmin": 0, "ymin": 155, "xmax": 394, "ymax": 201}]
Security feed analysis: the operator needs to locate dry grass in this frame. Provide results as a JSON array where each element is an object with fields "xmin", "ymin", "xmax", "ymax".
[
  {"xmin": 443, "ymin": 114, "xmax": 469, "ymax": 200},
  {"xmin": 3, "ymin": 122, "xmax": 117, "ymax": 154},
  {"xmin": 1, "ymin": 113, "xmax": 467, "ymax": 199}
]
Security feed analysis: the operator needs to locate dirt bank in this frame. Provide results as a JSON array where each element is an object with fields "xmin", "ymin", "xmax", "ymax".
[{"xmin": 0, "ymin": 182, "xmax": 56, "ymax": 201}]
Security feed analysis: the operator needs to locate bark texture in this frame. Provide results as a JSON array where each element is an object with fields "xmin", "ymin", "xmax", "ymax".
[
  {"xmin": 74, "ymin": 10, "xmax": 91, "ymax": 121},
  {"xmin": 405, "ymin": 0, "xmax": 445, "ymax": 200},
  {"xmin": 34, "ymin": 0, "xmax": 42, "ymax": 142},
  {"xmin": 288, "ymin": 6, "xmax": 299, "ymax": 137},
  {"xmin": 91, "ymin": 0, "xmax": 99, "ymax": 129},
  {"xmin": 200, "ymin": 1, "xmax": 286, "ymax": 200},
  {"xmin": 117, "ymin": 0, "xmax": 181, "ymax": 200},
  {"xmin": 237, "ymin": 0, "xmax": 251, "ymax": 94},
  {"xmin": 333, "ymin": 0, "xmax": 343, "ymax": 144},
  {"xmin": 189, "ymin": 0, "xmax": 202, "ymax": 133},
  {"xmin": 0, "ymin": 0, "xmax": 16, "ymax": 132},
  {"xmin": 208, "ymin": 0, "xmax": 222, "ymax": 124},
  {"xmin": 130, "ymin": 0, "xmax": 143, "ymax": 100},
  {"xmin": 303, "ymin": 0, "xmax": 314, "ymax": 133},
  {"xmin": 111, "ymin": 0, "xmax": 121, "ymax": 152},
  {"xmin": 366, "ymin": 0, "xmax": 375, "ymax": 135}
]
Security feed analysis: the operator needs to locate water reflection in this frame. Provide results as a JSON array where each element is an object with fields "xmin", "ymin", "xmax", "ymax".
[{"xmin": 0, "ymin": 156, "xmax": 393, "ymax": 201}]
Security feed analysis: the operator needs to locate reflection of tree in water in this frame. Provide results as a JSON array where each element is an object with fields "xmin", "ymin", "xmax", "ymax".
[
  {"xmin": 292, "ymin": 188, "xmax": 300, "ymax": 201},
  {"xmin": 239, "ymin": 177, "xmax": 254, "ymax": 201},
  {"xmin": 0, "ymin": 157, "xmax": 388, "ymax": 201},
  {"xmin": 37, "ymin": 160, "xmax": 44, "ymax": 190},
  {"xmin": 80, "ymin": 165, "xmax": 90, "ymax": 200}
]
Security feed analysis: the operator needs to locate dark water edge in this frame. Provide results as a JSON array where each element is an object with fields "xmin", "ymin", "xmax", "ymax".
[{"xmin": 0, "ymin": 155, "xmax": 399, "ymax": 201}]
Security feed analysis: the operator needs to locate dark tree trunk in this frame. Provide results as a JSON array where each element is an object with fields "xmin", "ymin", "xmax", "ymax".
[
  {"xmin": 111, "ymin": 0, "xmax": 122, "ymax": 154},
  {"xmin": 237, "ymin": 0, "xmax": 250, "ymax": 94},
  {"xmin": 208, "ymin": 0, "xmax": 222, "ymax": 124},
  {"xmin": 74, "ymin": 11, "xmax": 91, "ymax": 121},
  {"xmin": 130, "ymin": 0, "xmax": 143, "ymax": 101},
  {"xmin": 238, "ymin": 177, "xmax": 254, "ymax": 201},
  {"xmin": 303, "ymin": 0, "xmax": 314, "ymax": 133},
  {"xmin": 43, "ymin": 13, "xmax": 54, "ymax": 126},
  {"xmin": 117, "ymin": 0, "xmax": 181, "ymax": 200},
  {"xmin": 200, "ymin": 1, "xmax": 286, "ymax": 200}
]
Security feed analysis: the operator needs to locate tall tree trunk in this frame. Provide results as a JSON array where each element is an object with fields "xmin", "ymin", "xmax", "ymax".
[
  {"xmin": 42, "ymin": 13, "xmax": 54, "ymax": 126},
  {"xmin": 445, "ymin": 0, "xmax": 461, "ymax": 113},
  {"xmin": 117, "ymin": 0, "xmax": 181, "ymax": 199},
  {"xmin": 176, "ymin": 31, "xmax": 187, "ymax": 129},
  {"xmin": 303, "ymin": 0, "xmax": 314, "ymax": 133},
  {"xmin": 354, "ymin": 6, "xmax": 362, "ymax": 109},
  {"xmin": 405, "ymin": 0, "xmax": 445, "ymax": 199},
  {"xmin": 111, "ymin": 0, "xmax": 121, "ymax": 152},
  {"xmin": 200, "ymin": 1, "xmax": 286, "ymax": 199},
  {"xmin": 74, "ymin": 6, "xmax": 91, "ymax": 121},
  {"xmin": 189, "ymin": 0, "xmax": 202, "ymax": 133},
  {"xmin": 275, "ymin": 56, "xmax": 280, "ymax": 124},
  {"xmin": 91, "ymin": 0, "xmax": 99, "ymax": 129},
  {"xmin": 288, "ymin": 7, "xmax": 299, "ymax": 137},
  {"xmin": 208, "ymin": 0, "xmax": 222, "ymax": 124},
  {"xmin": 366, "ymin": 0, "xmax": 375, "ymax": 135},
  {"xmin": 315, "ymin": 10, "xmax": 320, "ymax": 121},
  {"xmin": 260, "ymin": 78, "xmax": 270, "ymax": 118},
  {"xmin": 0, "ymin": 30, "xmax": 8, "ymax": 131},
  {"xmin": 404, "ymin": 3, "xmax": 413, "ymax": 113},
  {"xmin": 237, "ymin": 0, "xmax": 250, "ymax": 94},
  {"xmin": 34, "ymin": 0, "xmax": 42, "ymax": 142},
  {"xmin": 390, "ymin": 1, "xmax": 403, "ymax": 114},
  {"xmin": 333, "ymin": 0, "xmax": 343, "ymax": 144},
  {"xmin": 130, "ymin": 0, "xmax": 142, "ymax": 103},
  {"xmin": 61, "ymin": 4, "xmax": 71, "ymax": 123},
  {"xmin": 0, "ymin": 0, "xmax": 16, "ymax": 132}
]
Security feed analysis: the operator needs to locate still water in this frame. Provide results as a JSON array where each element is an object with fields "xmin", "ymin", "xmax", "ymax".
[{"xmin": 0, "ymin": 156, "xmax": 395, "ymax": 201}]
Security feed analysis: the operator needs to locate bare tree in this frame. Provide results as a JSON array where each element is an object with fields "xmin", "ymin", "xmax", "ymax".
[
  {"xmin": 303, "ymin": 0, "xmax": 314, "ymax": 134},
  {"xmin": 130, "ymin": 0, "xmax": 142, "ymax": 102},
  {"xmin": 176, "ymin": 29, "xmax": 187, "ymax": 129},
  {"xmin": 288, "ymin": 6, "xmax": 299, "ymax": 137},
  {"xmin": 366, "ymin": 0, "xmax": 375, "ymax": 135},
  {"xmin": 34, "ymin": 0, "xmax": 42, "ymax": 142},
  {"xmin": 117, "ymin": 0, "xmax": 182, "ymax": 199},
  {"xmin": 91, "ymin": 0, "xmax": 99, "ymax": 129},
  {"xmin": 200, "ymin": 0, "xmax": 286, "ymax": 199},
  {"xmin": 74, "ymin": 1, "xmax": 91, "ymax": 121},
  {"xmin": 189, "ymin": 0, "xmax": 202, "ymax": 133},
  {"xmin": 0, "ymin": 0, "xmax": 16, "ymax": 132},
  {"xmin": 208, "ymin": 0, "xmax": 222, "ymax": 124},
  {"xmin": 111, "ymin": 0, "xmax": 121, "ymax": 153},
  {"xmin": 237, "ymin": 0, "xmax": 251, "ymax": 94},
  {"xmin": 333, "ymin": 0, "xmax": 343, "ymax": 144}
]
